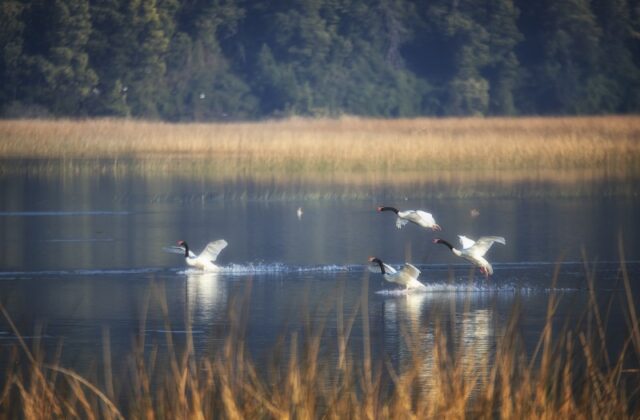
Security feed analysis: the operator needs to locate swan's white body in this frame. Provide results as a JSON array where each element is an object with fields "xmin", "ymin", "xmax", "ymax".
[
  {"xmin": 368, "ymin": 257, "xmax": 427, "ymax": 290},
  {"xmin": 377, "ymin": 206, "xmax": 441, "ymax": 231},
  {"xmin": 434, "ymin": 236, "xmax": 506, "ymax": 276},
  {"xmin": 178, "ymin": 239, "xmax": 228, "ymax": 271}
]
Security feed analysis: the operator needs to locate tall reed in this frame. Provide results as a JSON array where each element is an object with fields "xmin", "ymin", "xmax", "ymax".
[
  {"xmin": 0, "ymin": 260, "xmax": 639, "ymax": 418},
  {"xmin": 1, "ymin": 116, "xmax": 639, "ymax": 174}
]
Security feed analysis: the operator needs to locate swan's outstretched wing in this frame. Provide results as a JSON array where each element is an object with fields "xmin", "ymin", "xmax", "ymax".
[
  {"xmin": 399, "ymin": 263, "xmax": 421, "ymax": 279},
  {"xmin": 458, "ymin": 235, "xmax": 476, "ymax": 249},
  {"xmin": 200, "ymin": 239, "xmax": 228, "ymax": 262},
  {"xmin": 164, "ymin": 245, "xmax": 186, "ymax": 255},
  {"xmin": 401, "ymin": 264, "xmax": 426, "ymax": 290},
  {"xmin": 165, "ymin": 245, "xmax": 197, "ymax": 258},
  {"xmin": 468, "ymin": 236, "xmax": 505, "ymax": 257},
  {"xmin": 368, "ymin": 262, "xmax": 397, "ymax": 274}
]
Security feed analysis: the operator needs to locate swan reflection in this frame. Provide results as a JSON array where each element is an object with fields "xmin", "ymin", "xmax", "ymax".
[
  {"xmin": 382, "ymin": 293, "xmax": 494, "ymax": 393},
  {"xmin": 186, "ymin": 270, "xmax": 227, "ymax": 323}
]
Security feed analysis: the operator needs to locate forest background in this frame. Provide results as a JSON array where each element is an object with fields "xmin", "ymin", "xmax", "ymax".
[{"xmin": 1, "ymin": 0, "xmax": 639, "ymax": 121}]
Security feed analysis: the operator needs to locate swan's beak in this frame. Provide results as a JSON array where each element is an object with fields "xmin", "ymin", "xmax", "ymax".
[
  {"xmin": 368, "ymin": 256, "xmax": 376, "ymax": 262},
  {"xmin": 432, "ymin": 238, "xmax": 440, "ymax": 244},
  {"xmin": 376, "ymin": 206, "xmax": 383, "ymax": 212}
]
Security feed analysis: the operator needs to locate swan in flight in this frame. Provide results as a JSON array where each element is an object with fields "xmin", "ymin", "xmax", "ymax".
[
  {"xmin": 368, "ymin": 257, "xmax": 427, "ymax": 290},
  {"xmin": 177, "ymin": 239, "xmax": 228, "ymax": 271},
  {"xmin": 433, "ymin": 235, "xmax": 505, "ymax": 276},
  {"xmin": 377, "ymin": 206, "xmax": 441, "ymax": 231}
]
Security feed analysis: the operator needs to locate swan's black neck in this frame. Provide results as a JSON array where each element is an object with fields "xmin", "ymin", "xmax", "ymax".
[
  {"xmin": 434, "ymin": 238, "xmax": 454, "ymax": 251},
  {"xmin": 371, "ymin": 257, "xmax": 386, "ymax": 274},
  {"xmin": 378, "ymin": 206, "xmax": 399, "ymax": 214},
  {"xmin": 181, "ymin": 242, "xmax": 190, "ymax": 257}
]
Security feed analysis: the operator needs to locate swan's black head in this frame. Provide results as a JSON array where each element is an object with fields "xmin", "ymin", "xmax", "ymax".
[
  {"xmin": 177, "ymin": 240, "xmax": 189, "ymax": 257},
  {"xmin": 377, "ymin": 206, "xmax": 399, "ymax": 214}
]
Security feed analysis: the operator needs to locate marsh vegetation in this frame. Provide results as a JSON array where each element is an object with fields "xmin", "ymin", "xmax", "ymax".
[
  {"xmin": 1, "ymin": 256, "xmax": 639, "ymax": 419},
  {"xmin": 1, "ymin": 116, "xmax": 639, "ymax": 199}
]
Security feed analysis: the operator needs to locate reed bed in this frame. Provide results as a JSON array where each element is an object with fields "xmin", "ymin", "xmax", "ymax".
[
  {"xmin": 1, "ymin": 157, "xmax": 636, "ymax": 199},
  {"xmin": 1, "ymin": 116, "xmax": 639, "ymax": 174},
  {"xmin": 1, "ymin": 253, "xmax": 639, "ymax": 419}
]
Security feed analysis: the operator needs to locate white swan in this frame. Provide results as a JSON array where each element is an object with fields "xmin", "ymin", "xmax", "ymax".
[
  {"xmin": 177, "ymin": 239, "xmax": 228, "ymax": 271},
  {"xmin": 368, "ymin": 257, "xmax": 427, "ymax": 290},
  {"xmin": 377, "ymin": 206, "xmax": 441, "ymax": 231},
  {"xmin": 433, "ymin": 235, "xmax": 505, "ymax": 276}
]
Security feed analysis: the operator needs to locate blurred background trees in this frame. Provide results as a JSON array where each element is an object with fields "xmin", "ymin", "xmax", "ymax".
[{"xmin": 0, "ymin": 0, "xmax": 638, "ymax": 120}]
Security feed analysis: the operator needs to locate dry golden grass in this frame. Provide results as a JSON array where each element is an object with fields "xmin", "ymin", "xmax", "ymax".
[
  {"xmin": 1, "ymin": 116, "xmax": 639, "ymax": 174},
  {"xmin": 1, "ymin": 251, "xmax": 639, "ymax": 419}
]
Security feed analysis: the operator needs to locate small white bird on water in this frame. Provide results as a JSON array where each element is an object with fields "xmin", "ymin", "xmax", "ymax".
[
  {"xmin": 433, "ymin": 235, "xmax": 506, "ymax": 276},
  {"xmin": 377, "ymin": 206, "xmax": 441, "ymax": 231},
  {"xmin": 177, "ymin": 239, "xmax": 228, "ymax": 271},
  {"xmin": 368, "ymin": 257, "xmax": 427, "ymax": 291}
]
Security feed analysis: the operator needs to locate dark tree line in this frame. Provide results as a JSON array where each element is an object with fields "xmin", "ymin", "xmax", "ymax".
[{"xmin": 1, "ymin": 0, "xmax": 639, "ymax": 120}]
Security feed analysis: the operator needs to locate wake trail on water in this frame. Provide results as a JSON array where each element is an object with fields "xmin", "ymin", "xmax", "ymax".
[
  {"xmin": 179, "ymin": 263, "xmax": 353, "ymax": 276},
  {"xmin": 374, "ymin": 282, "xmax": 576, "ymax": 295}
]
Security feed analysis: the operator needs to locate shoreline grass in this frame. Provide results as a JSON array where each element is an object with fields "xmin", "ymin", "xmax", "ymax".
[
  {"xmin": 1, "ymin": 116, "xmax": 639, "ymax": 174},
  {"xmin": 1, "ymin": 157, "xmax": 637, "ymax": 200},
  {"xmin": 1, "ymin": 257, "xmax": 639, "ymax": 418}
]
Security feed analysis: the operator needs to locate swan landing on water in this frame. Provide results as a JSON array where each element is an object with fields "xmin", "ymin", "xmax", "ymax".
[
  {"xmin": 177, "ymin": 239, "xmax": 228, "ymax": 271},
  {"xmin": 368, "ymin": 257, "xmax": 427, "ymax": 291},
  {"xmin": 433, "ymin": 235, "xmax": 506, "ymax": 276}
]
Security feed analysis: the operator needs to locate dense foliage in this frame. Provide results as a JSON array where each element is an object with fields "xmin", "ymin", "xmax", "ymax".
[{"xmin": 1, "ymin": 0, "xmax": 639, "ymax": 120}]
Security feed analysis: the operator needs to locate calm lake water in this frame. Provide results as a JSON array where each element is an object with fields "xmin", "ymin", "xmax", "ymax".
[{"xmin": 0, "ymin": 160, "xmax": 639, "ymax": 387}]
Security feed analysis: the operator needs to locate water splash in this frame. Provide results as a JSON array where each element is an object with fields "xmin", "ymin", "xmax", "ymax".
[
  {"xmin": 375, "ymin": 282, "xmax": 516, "ymax": 295},
  {"xmin": 178, "ymin": 263, "xmax": 352, "ymax": 276}
]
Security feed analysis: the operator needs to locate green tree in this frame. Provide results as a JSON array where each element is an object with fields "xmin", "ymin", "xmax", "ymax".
[
  {"xmin": 0, "ymin": 0, "xmax": 24, "ymax": 111},
  {"xmin": 426, "ymin": 0, "xmax": 491, "ymax": 115},
  {"xmin": 484, "ymin": 0, "xmax": 522, "ymax": 114},
  {"xmin": 247, "ymin": 0, "xmax": 426, "ymax": 116},
  {"xmin": 537, "ymin": 0, "xmax": 604, "ymax": 113},
  {"xmin": 21, "ymin": 0, "xmax": 97, "ymax": 115},
  {"xmin": 87, "ymin": 0, "xmax": 130, "ymax": 116},
  {"xmin": 592, "ymin": 0, "xmax": 640, "ymax": 111},
  {"xmin": 254, "ymin": 44, "xmax": 300, "ymax": 115},
  {"xmin": 163, "ymin": 0, "xmax": 256, "ymax": 120},
  {"xmin": 123, "ymin": 0, "xmax": 170, "ymax": 118}
]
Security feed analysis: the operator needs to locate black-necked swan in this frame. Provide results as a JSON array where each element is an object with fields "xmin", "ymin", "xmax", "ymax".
[
  {"xmin": 377, "ymin": 206, "xmax": 441, "ymax": 231},
  {"xmin": 368, "ymin": 256, "xmax": 427, "ymax": 290},
  {"xmin": 177, "ymin": 239, "xmax": 228, "ymax": 271},
  {"xmin": 433, "ymin": 235, "xmax": 506, "ymax": 276}
]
